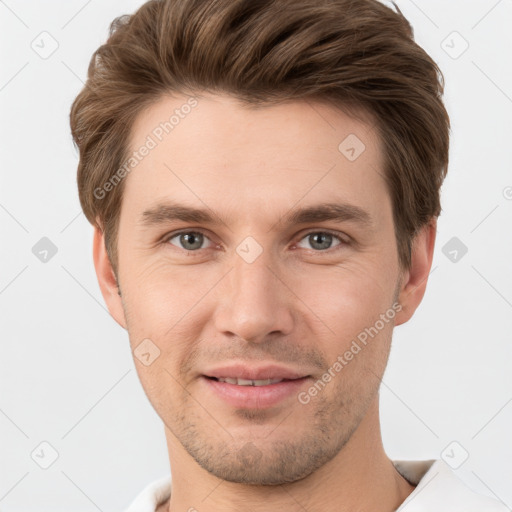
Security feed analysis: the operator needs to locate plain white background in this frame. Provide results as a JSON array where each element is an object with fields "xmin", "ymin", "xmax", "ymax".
[{"xmin": 1, "ymin": 0, "xmax": 511, "ymax": 510}]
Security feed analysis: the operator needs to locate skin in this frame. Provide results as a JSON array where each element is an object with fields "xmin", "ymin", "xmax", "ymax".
[{"xmin": 93, "ymin": 93, "xmax": 436, "ymax": 512}]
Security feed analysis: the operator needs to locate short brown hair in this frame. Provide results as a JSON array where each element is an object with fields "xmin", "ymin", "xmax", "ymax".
[{"xmin": 70, "ymin": 0, "xmax": 450, "ymax": 276}]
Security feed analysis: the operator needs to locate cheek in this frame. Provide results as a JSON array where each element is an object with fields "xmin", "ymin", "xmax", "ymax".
[
  {"xmin": 295, "ymin": 261, "xmax": 395, "ymax": 335},
  {"xmin": 120, "ymin": 257, "xmax": 206, "ymax": 328},
  {"xmin": 120, "ymin": 262, "xmax": 211, "ymax": 370}
]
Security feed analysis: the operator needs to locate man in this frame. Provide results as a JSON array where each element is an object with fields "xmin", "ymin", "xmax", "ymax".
[{"xmin": 69, "ymin": 0, "xmax": 509, "ymax": 510}]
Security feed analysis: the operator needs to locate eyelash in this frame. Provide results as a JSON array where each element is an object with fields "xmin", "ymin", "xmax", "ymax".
[{"xmin": 162, "ymin": 229, "xmax": 350, "ymax": 255}]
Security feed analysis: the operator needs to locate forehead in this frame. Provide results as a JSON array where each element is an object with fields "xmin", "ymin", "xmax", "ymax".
[{"xmin": 121, "ymin": 92, "xmax": 389, "ymax": 227}]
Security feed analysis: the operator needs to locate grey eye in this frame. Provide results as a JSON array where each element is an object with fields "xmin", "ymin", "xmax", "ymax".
[
  {"xmin": 168, "ymin": 232, "xmax": 210, "ymax": 251},
  {"xmin": 297, "ymin": 232, "xmax": 342, "ymax": 251}
]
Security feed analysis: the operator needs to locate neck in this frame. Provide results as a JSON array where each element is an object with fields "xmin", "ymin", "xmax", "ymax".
[{"xmin": 163, "ymin": 397, "xmax": 416, "ymax": 512}]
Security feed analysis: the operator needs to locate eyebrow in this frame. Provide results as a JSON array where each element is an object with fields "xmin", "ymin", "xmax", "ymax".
[{"xmin": 140, "ymin": 201, "xmax": 374, "ymax": 231}]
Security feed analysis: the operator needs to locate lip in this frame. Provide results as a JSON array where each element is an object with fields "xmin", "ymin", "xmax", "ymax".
[
  {"xmin": 201, "ymin": 373, "xmax": 311, "ymax": 410},
  {"xmin": 202, "ymin": 363, "xmax": 309, "ymax": 381}
]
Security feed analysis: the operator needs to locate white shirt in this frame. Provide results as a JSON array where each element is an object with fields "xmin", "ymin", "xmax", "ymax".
[{"xmin": 124, "ymin": 459, "xmax": 510, "ymax": 511}]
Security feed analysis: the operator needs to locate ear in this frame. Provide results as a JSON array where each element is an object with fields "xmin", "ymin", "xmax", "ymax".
[
  {"xmin": 394, "ymin": 217, "xmax": 437, "ymax": 326},
  {"xmin": 92, "ymin": 224, "xmax": 127, "ymax": 329}
]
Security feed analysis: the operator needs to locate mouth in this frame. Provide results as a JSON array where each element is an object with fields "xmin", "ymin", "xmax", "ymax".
[
  {"xmin": 204, "ymin": 376, "xmax": 307, "ymax": 386},
  {"xmin": 201, "ymin": 374, "xmax": 312, "ymax": 409}
]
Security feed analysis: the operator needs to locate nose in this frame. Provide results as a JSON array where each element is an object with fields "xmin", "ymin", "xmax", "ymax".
[{"xmin": 212, "ymin": 244, "xmax": 294, "ymax": 344}]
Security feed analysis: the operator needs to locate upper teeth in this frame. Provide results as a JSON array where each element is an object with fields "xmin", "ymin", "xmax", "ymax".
[{"xmin": 217, "ymin": 377, "xmax": 284, "ymax": 386}]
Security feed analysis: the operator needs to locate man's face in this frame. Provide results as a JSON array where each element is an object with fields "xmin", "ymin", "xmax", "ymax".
[{"xmin": 106, "ymin": 93, "xmax": 410, "ymax": 484}]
